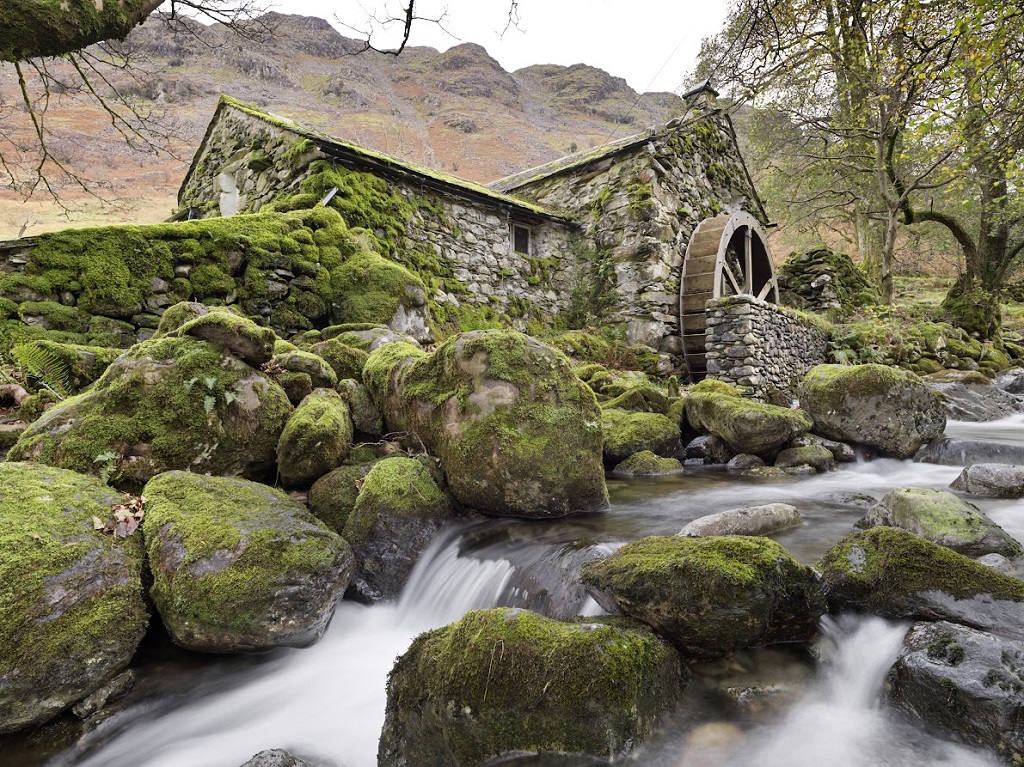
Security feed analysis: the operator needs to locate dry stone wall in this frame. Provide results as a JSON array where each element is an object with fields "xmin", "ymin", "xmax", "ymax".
[
  {"xmin": 705, "ymin": 295, "xmax": 829, "ymax": 401},
  {"xmin": 504, "ymin": 110, "xmax": 762, "ymax": 351}
]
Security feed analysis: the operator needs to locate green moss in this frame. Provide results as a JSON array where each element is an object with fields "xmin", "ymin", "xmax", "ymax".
[
  {"xmin": 277, "ymin": 389, "xmax": 353, "ymax": 487},
  {"xmin": 382, "ymin": 607, "xmax": 685, "ymax": 765},
  {"xmin": 612, "ymin": 450, "xmax": 683, "ymax": 475},
  {"xmin": 801, "ymin": 363, "xmax": 913, "ymax": 415},
  {"xmin": 343, "ymin": 456, "xmax": 449, "ymax": 545},
  {"xmin": 308, "ymin": 338, "xmax": 369, "ymax": 381},
  {"xmin": 18, "ymin": 301, "xmax": 89, "ymax": 333},
  {"xmin": 308, "ymin": 461, "xmax": 378, "ymax": 534},
  {"xmin": 816, "ymin": 527, "xmax": 1024, "ymax": 607},
  {"xmin": 361, "ymin": 341, "xmax": 426, "ymax": 401},
  {"xmin": 927, "ymin": 635, "xmax": 966, "ymax": 666},
  {"xmin": 602, "ymin": 408, "xmax": 680, "ymax": 462},
  {"xmin": 0, "ymin": 463, "xmax": 147, "ymax": 728},
  {"xmin": 8, "ymin": 335, "xmax": 292, "ymax": 491},
  {"xmin": 142, "ymin": 471, "xmax": 345, "ymax": 640},
  {"xmin": 331, "ymin": 250, "xmax": 426, "ymax": 326}
]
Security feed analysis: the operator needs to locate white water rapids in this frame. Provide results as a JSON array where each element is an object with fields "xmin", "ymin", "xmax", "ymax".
[{"xmin": 44, "ymin": 416, "xmax": 1024, "ymax": 767}]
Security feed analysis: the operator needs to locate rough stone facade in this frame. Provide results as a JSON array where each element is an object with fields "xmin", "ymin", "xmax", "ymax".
[
  {"xmin": 705, "ymin": 295, "xmax": 829, "ymax": 401},
  {"xmin": 178, "ymin": 99, "xmax": 578, "ymax": 327},
  {"xmin": 494, "ymin": 108, "xmax": 765, "ymax": 351}
]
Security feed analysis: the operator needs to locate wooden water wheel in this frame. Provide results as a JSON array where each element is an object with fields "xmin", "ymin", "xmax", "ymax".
[{"xmin": 678, "ymin": 211, "xmax": 779, "ymax": 381}]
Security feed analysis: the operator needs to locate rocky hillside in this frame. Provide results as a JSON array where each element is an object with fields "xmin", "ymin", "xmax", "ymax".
[{"xmin": 0, "ymin": 12, "xmax": 683, "ymax": 237}]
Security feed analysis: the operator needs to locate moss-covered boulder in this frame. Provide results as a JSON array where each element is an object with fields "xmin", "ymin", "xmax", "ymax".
[
  {"xmin": 581, "ymin": 535, "xmax": 825, "ymax": 658},
  {"xmin": 166, "ymin": 307, "xmax": 277, "ymax": 368},
  {"xmin": 143, "ymin": 471, "xmax": 353, "ymax": 652},
  {"xmin": 887, "ymin": 621, "xmax": 1024, "ymax": 763},
  {"xmin": 951, "ymin": 463, "xmax": 1024, "ymax": 498},
  {"xmin": 343, "ymin": 457, "xmax": 456, "ymax": 602},
  {"xmin": 0, "ymin": 463, "xmax": 148, "ymax": 734},
  {"xmin": 856, "ymin": 487, "xmax": 1022, "ymax": 558},
  {"xmin": 776, "ymin": 247, "xmax": 880, "ymax": 314},
  {"xmin": 308, "ymin": 338, "xmax": 368, "ymax": 381},
  {"xmin": 331, "ymin": 252, "xmax": 432, "ymax": 344},
  {"xmin": 774, "ymin": 444, "xmax": 834, "ymax": 473},
  {"xmin": 378, "ymin": 608, "xmax": 687, "ymax": 767},
  {"xmin": 611, "ymin": 450, "xmax": 683, "ymax": 476},
  {"xmin": 799, "ymin": 364, "xmax": 946, "ymax": 458},
  {"xmin": 363, "ymin": 330, "xmax": 608, "ymax": 518},
  {"xmin": 8, "ymin": 333, "xmax": 293, "ymax": 490},
  {"xmin": 685, "ymin": 379, "xmax": 812, "ymax": 456},
  {"xmin": 816, "ymin": 527, "xmax": 1024, "ymax": 636},
  {"xmin": 270, "ymin": 349, "xmax": 337, "ymax": 389},
  {"xmin": 324, "ymin": 324, "xmax": 421, "ymax": 352},
  {"xmin": 337, "ymin": 378, "xmax": 384, "ymax": 436},
  {"xmin": 276, "ymin": 389, "xmax": 353, "ymax": 488},
  {"xmin": 602, "ymin": 408, "xmax": 681, "ymax": 463},
  {"xmin": 308, "ymin": 461, "xmax": 378, "ymax": 534}
]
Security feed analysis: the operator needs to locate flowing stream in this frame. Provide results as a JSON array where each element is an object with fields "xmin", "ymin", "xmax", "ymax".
[{"xmin": 30, "ymin": 417, "xmax": 1024, "ymax": 767}]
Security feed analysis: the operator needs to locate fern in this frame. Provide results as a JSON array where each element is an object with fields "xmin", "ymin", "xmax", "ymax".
[{"xmin": 12, "ymin": 342, "xmax": 70, "ymax": 398}]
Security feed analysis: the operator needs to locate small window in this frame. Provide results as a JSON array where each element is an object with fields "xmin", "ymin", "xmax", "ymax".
[{"xmin": 512, "ymin": 224, "xmax": 531, "ymax": 255}]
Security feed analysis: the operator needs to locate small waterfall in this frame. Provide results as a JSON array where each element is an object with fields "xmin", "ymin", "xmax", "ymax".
[
  {"xmin": 688, "ymin": 616, "xmax": 999, "ymax": 767},
  {"xmin": 53, "ymin": 525, "xmax": 523, "ymax": 767}
]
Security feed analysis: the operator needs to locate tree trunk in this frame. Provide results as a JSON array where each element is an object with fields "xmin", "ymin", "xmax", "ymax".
[{"xmin": 0, "ymin": 0, "xmax": 166, "ymax": 62}]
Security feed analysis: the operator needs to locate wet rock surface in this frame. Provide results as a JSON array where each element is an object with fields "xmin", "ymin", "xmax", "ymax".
[{"xmin": 887, "ymin": 621, "xmax": 1024, "ymax": 764}]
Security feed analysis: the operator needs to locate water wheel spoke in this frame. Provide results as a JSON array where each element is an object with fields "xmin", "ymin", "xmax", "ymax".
[
  {"xmin": 757, "ymin": 280, "xmax": 775, "ymax": 301},
  {"xmin": 722, "ymin": 261, "xmax": 743, "ymax": 295},
  {"xmin": 744, "ymin": 230, "xmax": 754, "ymax": 294}
]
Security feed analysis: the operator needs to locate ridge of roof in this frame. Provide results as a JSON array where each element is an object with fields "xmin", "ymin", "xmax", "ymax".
[
  {"xmin": 489, "ymin": 109, "xmax": 721, "ymax": 193},
  {"xmin": 180, "ymin": 96, "xmax": 568, "ymax": 223}
]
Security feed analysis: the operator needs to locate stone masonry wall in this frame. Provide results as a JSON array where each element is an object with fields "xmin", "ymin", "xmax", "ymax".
[
  {"xmin": 705, "ymin": 295, "xmax": 829, "ymax": 401},
  {"xmin": 179, "ymin": 104, "xmax": 579, "ymax": 327},
  {"xmin": 505, "ymin": 109, "xmax": 762, "ymax": 352}
]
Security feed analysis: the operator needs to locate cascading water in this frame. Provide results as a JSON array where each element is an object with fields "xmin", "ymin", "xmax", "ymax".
[
  {"xmin": 683, "ymin": 616, "xmax": 999, "ymax": 767},
  {"xmin": 35, "ymin": 415, "xmax": 1024, "ymax": 767}
]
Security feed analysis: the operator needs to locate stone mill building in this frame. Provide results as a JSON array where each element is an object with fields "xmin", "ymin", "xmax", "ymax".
[{"xmin": 177, "ymin": 84, "xmax": 791, "ymax": 383}]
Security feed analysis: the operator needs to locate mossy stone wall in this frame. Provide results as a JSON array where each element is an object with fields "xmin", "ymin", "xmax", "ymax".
[
  {"xmin": 0, "ymin": 208, "xmax": 412, "ymax": 351},
  {"xmin": 178, "ymin": 104, "xmax": 579, "ymax": 332},
  {"xmin": 705, "ymin": 295, "xmax": 829, "ymax": 401},
  {"xmin": 504, "ymin": 110, "xmax": 761, "ymax": 351}
]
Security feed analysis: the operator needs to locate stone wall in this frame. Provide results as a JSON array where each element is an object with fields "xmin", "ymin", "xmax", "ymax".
[
  {"xmin": 705, "ymin": 295, "xmax": 829, "ymax": 401},
  {"xmin": 178, "ymin": 102, "xmax": 580, "ymax": 328},
  {"xmin": 503, "ymin": 109, "xmax": 763, "ymax": 352}
]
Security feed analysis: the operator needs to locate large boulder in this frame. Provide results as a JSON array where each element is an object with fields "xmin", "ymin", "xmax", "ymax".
[
  {"xmin": 330, "ymin": 251, "xmax": 433, "ymax": 344},
  {"xmin": 685, "ymin": 379, "xmax": 812, "ymax": 456},
  {"xmin": 917, "ymin": 438, "xmax": 1024, "ymax": 467},
  {"xmin": 276, "ymin": 389, "xmax": 354, "ymax": 488},
  {"xmin": 887, "ymin": 621, "xmax": 1024, "ymax": 763},
  {"xmin": 611, "ymin": 450, "xmax": 684, "ymax": 476},
  {"xmin": 343, "ymin": 457, "xmax": 456, "ymax": 602},
  {"xmin": 363, "ymin": 330, "xmax": 608, "ymax": 518},
  {"xmin": 856, "ymin": 486, "xmax": 1022, "ymax": 558},
  {"xmin": 679, "ymin": 503, "xmax": 801, "ymax": 538},
  {"xmin": 816, "ymin": 527, "xmax": 1024, "ymax": 637},
  {"xmin": 950, "ymin": 463, "xmax": 1024, "ymax": 498},
  {"xmin": 378, "ymin": 608, "xmax": 687, "ymax": 767},
  {"xmin": 8, "ymin": 326, "xmax": 293, "ymax": 491},
  {"xmin": 143, "ymin": 471, "xmax": 353, "ymax": 652},
  {"xmin": 581, "ymin": 535, "xmax": 825, "ymax": 658},
  {"xmin": 799, "ymin": 364, "xmax": 946, "ymax": 458},
  {"xmin": 0, "ymin": 463, "xmax": 148, "ymax": 734},
  {"xmin": 924, "ymin": 370, "xmax": 1024, "ymax": 422}
]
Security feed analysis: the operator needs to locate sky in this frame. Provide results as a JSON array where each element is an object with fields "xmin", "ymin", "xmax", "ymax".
[{"xmin": 267, "ymin": 0, "xmax": 731, "ymax": 93}]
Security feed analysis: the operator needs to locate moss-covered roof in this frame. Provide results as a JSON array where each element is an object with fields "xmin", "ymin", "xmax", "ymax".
[{"xmin": 183, "ymin": 96, "xmax": 569, "ymax": 224}]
